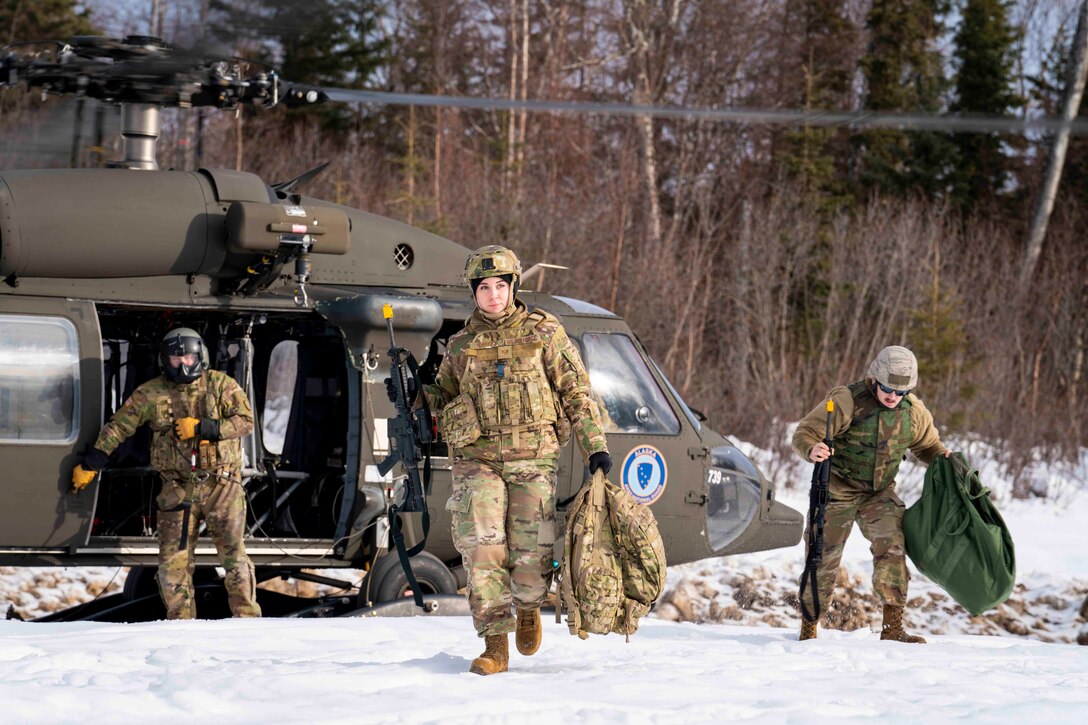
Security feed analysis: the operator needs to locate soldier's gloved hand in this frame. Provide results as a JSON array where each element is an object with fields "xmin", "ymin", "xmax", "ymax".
[
  {"xmin": 588, "ymin": 451, "xmax": 613, "ymax": 476},
  {"xmin": 71, "ymin": 464, "xmax": 99, "ymax": 491},
  {"xmin": 174, "ymin": 417, "xmax": 200, "ymax": 440},
  {"xmin": 71, "ymin": 448, "xmax": 108, "ymax": 492},
  {"xmin": 196, "ymin": 418, "xmax": 221, "ymax": 441},
  {"xmin": 383, "ymin": 377, "xmax": 417, "ymax": 405}
]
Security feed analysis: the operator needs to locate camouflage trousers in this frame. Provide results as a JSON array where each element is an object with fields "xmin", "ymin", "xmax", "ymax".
[
  {"xmin": 447, "ymin": 456, "xmax": 557, "ymax": 637},
  {"xmin": 155, "ymin": 471, "xmax": 261, "ymax": 619},
  {"xmin": 802, "ymin": 479, "xmax": 909, "ymax": 614}
]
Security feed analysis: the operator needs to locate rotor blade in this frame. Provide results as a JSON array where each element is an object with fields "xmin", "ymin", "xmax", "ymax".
[{"xmin": 319, "ymin": 88, "xmax": 1088, "ymax": 137}]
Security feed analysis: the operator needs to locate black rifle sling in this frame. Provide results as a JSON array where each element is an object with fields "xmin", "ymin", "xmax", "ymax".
[
  {"xmin": 798, "ymin": 458, "xmax": 829, "ymax": 623},
  {"xmin": 389, "ymin": 347, "xmax": 432, "ymax": 609},
  {"xmin": 798, "ymin": 403, "xmax": 834, "ymax": 624}
]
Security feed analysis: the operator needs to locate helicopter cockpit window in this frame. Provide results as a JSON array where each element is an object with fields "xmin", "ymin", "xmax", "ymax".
[
  {"xmin": 0, "ymin": 314, "xmax": 80, "ymax": 443},
  {"xmin": 581, "ymin": 333, "xmax": 680, "ymax": 435},
  {"xmin": 262, "ymin": 340, "xmax": 298, "ymax": 455}
]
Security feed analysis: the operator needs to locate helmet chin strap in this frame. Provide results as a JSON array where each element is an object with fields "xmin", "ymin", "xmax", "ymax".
[{"xmin": 165, "ymin": 361, "xmax": 203, "ymax": 384}]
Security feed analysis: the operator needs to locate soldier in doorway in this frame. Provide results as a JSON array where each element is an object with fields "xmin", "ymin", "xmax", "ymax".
[{"xmin": 72, "ymin": 327, "xmax": 261, "ymax": 619}]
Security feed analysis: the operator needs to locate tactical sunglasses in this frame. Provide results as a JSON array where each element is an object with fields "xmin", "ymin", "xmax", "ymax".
[{"xmin": 877, "ymin": 382, "xmax": 911, "ymax": 397}]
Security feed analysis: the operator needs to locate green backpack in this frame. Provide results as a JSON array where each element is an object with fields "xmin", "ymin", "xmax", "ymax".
[
  {"xmin": 559, "ymin": 470, "xmax": 667, "ymax": 639},
  {"xmin": 903, "ymin": 452, "xmax": 1016, "ymax": 615}
]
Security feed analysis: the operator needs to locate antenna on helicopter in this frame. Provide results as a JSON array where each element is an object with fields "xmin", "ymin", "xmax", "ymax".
[
  {"xmin": 0, "ymin": 36, "xmax": 325, "ymax": 169},
  {"xmin": 521, "ymin": 262, "xmax": 569, "ymax": 292}
]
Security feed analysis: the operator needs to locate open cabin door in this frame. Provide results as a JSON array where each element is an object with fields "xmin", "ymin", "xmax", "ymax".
[{"xmin": 0, "ymin": 297, "xmax": 101, "ymax": 548}]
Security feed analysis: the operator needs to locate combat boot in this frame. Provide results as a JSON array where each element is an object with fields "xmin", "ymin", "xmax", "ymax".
[
  {"xmin": 469, "ymin": 634, "xmax": 509, "ymax": 675},
  {"xmin": 516, "ymin": 607, "xmax": 542, "ymax": 656},
  {"xmin": 799, "ymin": 619, "xmax": 818, "ymax": 641},
  {"xmin": 880, "ymin": 604, "xmax": 926, "ymax": 644}
]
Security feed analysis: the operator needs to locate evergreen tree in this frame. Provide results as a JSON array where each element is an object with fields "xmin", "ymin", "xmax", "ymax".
[
  {"xmin": 857, "ymin": 0, "xmax": 954, "ymax": 198},
  {"xmin": 949, "ymin": 0, "xmax": 1024, "ymax": 209},
  {"xmin": 777, "ymin": 0, "xmax": 861, "ymax": 210},
  {"xmin": 208, "ymin": 0, "xmax": 388, "ymax": 130},
  {"xmin": 0, "ymin": 0, "xmax": 96, "ymax": 43}
]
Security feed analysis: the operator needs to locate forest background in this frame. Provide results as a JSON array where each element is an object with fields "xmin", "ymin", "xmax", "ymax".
[{"xmin": 2, "ymin": 0, "xmax": 1086, "ymax": 487}]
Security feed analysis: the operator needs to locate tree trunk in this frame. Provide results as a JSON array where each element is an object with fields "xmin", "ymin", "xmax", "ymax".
[{"xmin": 1021, "ymin": 0, "xmax": 1088, "ymax": 290}]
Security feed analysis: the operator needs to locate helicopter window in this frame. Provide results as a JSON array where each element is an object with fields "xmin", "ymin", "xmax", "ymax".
[
  {"xmin": 0, "ymin": 314, "xmax": 80, "ymax": 443},
  {"xmin": 581, "ymin": 333, "xmax": 680, "ymax": 435},
  {"xmin": 262, "ymin": 340, "xmax": 299, "ymax": 455}
]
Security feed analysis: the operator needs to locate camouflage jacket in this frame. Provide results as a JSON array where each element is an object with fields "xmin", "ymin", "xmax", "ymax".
[
  {"xmin": 791, "ymin": 381, "xmax": 948, "ymax": 489},
  {"xmin": 93, "ymin": 370, "xmax": 254, "ymax": 478},
  {"xmin": 424, "ymin": 301, "xmax": 608, "ymax": 463}
]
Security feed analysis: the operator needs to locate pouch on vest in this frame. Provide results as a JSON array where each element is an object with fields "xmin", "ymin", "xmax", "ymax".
[
  {"xmin": 438, "ymin": 392, "xmax": 483, "ymax": 450},
  {"xmin": 903, "ymin": 452, "xmax": 1015, "ymax": 615}
]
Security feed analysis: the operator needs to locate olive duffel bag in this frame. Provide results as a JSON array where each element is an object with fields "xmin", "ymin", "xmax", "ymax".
[{"xmin": 903, "ymin": 452, "xmax": 1016, "ymax": 616}]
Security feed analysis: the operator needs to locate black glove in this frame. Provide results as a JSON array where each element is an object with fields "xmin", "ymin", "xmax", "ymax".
[
  {"xmin": 196, "ymin": 418, "xmax": 221, "ymax": 441},
  {"xmin": 72, "ymin": 448, "xmax": 108, "ymax": 492},
  {"xmin": 83, "ymin": 448, "xmax": 109, "ymax": 471},
  {"xmin": 588, "ymin": 451, "xmax": 612, "ymax": 476},
  {"xmin": 383, "ymin": 376, "xmax": 417, "ymax": 405}
]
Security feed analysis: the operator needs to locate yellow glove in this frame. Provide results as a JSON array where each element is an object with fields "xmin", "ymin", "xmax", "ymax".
[
  {"xmin": 71, "ymin": 464, "xmax": 99, "ymax": 491},
  {"xmin": 174, "ymin": 417, "xmax": 200, "ymax": 440}
]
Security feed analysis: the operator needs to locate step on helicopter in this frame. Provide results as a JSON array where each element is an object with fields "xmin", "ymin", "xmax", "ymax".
[{"xmin": 0, "ymin": 35, "xmax": 803, "ymax": 621}]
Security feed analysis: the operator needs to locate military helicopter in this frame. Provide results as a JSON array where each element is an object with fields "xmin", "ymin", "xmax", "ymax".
[{"xmin": 0, "ymin": 36, "xmax": 802, "ymax": 621}]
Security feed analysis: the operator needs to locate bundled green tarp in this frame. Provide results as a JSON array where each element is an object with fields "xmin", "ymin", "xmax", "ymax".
[{"xmin": 903, "ymin": 452, "xmax": 1015, "ymax": 615}]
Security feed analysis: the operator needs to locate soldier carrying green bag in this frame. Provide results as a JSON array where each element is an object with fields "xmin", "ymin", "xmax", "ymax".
[
  {"xmin": 791, "ymin": 345, "xmax": 950, "ymax": 644},
  {"xmin": 400, "ymin": 245, "xmax": 611, "ymax": 675}
]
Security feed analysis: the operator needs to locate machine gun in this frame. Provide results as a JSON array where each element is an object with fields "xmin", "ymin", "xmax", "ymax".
[
  {"xmin": 376, "ymin": 304, "xmax": 435, "ymax": 609},
  {"xmin": 798, "ymin": 399, "xmax": 834, "ymax": 623}
]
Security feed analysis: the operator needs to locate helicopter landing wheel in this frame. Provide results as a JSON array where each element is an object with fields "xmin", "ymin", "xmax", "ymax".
[{"xmin": 360, "ymin": 551, "xmax": 458, "ymax": 606}]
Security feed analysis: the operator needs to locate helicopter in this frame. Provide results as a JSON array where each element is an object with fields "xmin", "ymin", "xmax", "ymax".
[{"xmin": 0, "ymin": 35, "xmax": 803, "ymax": 622}]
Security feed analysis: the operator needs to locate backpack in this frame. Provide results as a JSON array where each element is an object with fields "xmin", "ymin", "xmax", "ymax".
[
  {"xmin": 903, "ymin": 452, "xmax": 1016, "ymax": 615},
  {"xmin": 558, "ymin": 469, "xmax": 667, "ymax": 639}
]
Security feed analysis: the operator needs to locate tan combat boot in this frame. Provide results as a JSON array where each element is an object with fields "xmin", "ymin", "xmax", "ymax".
[
  {"xmin": 880, "ymin": 604, "xmax": 926, "ymax": 644},
  {"xmin": 516, "ymin": 608, "xmax": 542, "ymax": 656},
  {"xmin": 469, "ymin": 634, "xmax": 510, "ymax": 675},
  {"xmin": 799, "ymin": 619, "xmax": 818, "ymax": 641}
]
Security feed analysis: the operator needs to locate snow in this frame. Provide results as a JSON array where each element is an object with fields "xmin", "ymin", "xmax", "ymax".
[
  {"xmin": 1, "ymin": 440, "xmax": 1087, "ymax": 722},
  {"xmin": 2, "ymin": 613, "xmax": 1087, "ymax": 723}
]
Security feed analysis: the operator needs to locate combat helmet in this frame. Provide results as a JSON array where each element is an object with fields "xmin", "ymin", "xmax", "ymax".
[
  {"xmin": 160, "ymin": 327, "xmax": 209, "ymax": 384},
  {"xmin": 464, "ymin": 245, "xmax": 522, "ymax": 289},
  {"xmin": 867, "ymin": 345, "xmax": 918, "ymax": 392},
  {"xmin": 464, "ymin": 245, "xmax": 523, "ymax": 314}
]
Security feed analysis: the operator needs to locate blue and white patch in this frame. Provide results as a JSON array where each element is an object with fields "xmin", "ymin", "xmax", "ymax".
[{"xmin": 620, "ymin": 445, "xmax": 668, "ymax": 505}]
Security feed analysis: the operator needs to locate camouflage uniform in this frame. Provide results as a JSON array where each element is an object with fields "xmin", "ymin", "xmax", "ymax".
[
  {"xmin": 425, "ymin": 301, "xmax": 608, "ymax": 636},
  {"xmin": 792, "ymin": 381, "xmax": 948, "ymax": 612},
  {"xmin": 93, "ymin": 369, "xmax": 261, "ymax": 619}
]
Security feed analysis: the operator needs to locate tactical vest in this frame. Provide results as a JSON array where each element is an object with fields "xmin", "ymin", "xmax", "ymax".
[
  {"xmin": 829, "ymin": 380, "xmax": 912, "ymax": 491},
  {"xmin": 461, "ymin": 310, "xmax": 560, "ymax": 447},
  {"xmin": 150, "ymin": 372, "xmax": 241, "ymax": 478}
]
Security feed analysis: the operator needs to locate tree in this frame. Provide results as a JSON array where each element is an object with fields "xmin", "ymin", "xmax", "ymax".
[
  {"xmin": 774, "ymin": 0, "xmax": 862, "ymax": 209},
  {"xmin": 1027, "ymin": 4, "xmax": 1088, "ymax": 220},
  {"xmin": 208, "ymin": 0, "xmax": 389, "ymax": 130},
  {"xmin": 0, "ymin": 0, "xmax": 95, "ymax": 43},
  {"xmin": 949, "ymin": 0, "xmax": 1025, "ymax": 209},
  {"xmin": 857, "ymin": 0, "xmax": 954, "ymax": 197}
]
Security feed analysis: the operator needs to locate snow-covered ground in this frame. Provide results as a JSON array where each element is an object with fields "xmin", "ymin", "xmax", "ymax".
[{"xmin": 1, "ymin": 440, "xmax": 1086, "ymax": 722}]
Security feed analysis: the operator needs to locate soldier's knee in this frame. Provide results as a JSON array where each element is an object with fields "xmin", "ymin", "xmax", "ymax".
[{"xmin": 473, "ymin": 543, "xmax": 508, "ymax": 567}]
